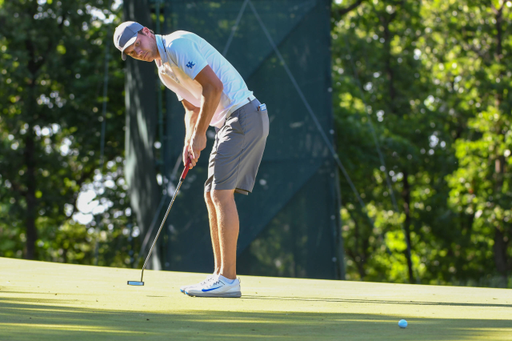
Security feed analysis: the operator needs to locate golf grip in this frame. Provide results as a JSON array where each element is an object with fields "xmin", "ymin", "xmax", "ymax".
[{"xmin": 181, "ymin": 158, "xmax": 191, "ymax": 180}]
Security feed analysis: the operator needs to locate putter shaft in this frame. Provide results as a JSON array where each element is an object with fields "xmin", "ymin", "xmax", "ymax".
[
  {"xmin": 139, "ymin": 177, "xmax": 186, "ymax": 283},
  {"xmin": 128, "ymin": 159, "xmax": 191, "ymax": 286}
]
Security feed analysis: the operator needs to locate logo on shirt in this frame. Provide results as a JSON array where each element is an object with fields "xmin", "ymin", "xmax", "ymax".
[{"xmin": 186, "ymin": 61, "xmax": 196, "ymax": 69}]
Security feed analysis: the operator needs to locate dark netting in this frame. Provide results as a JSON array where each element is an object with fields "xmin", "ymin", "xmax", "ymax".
[{"xmin": 126, "ymin": 0, "xmax": 344, "ymax": 279}]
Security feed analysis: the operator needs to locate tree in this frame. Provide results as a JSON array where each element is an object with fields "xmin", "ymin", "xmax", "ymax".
[
  {"xmin": 332, "ymin": 0, "xmax": 447, "ymax": 283},
  {"xmin": 423, "ymin": 0, "xmax": 512, "ymax": 286},
  {"xmin": 0, "ymin": 0, "xmax": 134, "ymax": 266},
  {"xmin": 332, "ymin": 0, "xmax": 512, "ymax": 287}
]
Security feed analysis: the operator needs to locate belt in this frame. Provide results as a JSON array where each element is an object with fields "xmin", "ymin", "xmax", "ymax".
[{"xmin": 226, "ymin": 95, "xmax": 257, "ymax": 119}]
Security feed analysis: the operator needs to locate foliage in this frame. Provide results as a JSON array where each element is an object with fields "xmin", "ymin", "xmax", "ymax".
[
  {"xmin": 0, "ymin": 0, "xmax": 137, "ymax": 267},
  {"xmin": 332, "ymin": 0, "xmax": 512, "ymax": 287}
]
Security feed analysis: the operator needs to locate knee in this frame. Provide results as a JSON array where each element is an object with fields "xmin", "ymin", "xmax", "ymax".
[
  {"xmin": 204, "ymin": 191, "xmax": 214, "ymax": 206},
  {"xmin": 210, "ymin": 189, "xmax": 234, "ymax": 207}
]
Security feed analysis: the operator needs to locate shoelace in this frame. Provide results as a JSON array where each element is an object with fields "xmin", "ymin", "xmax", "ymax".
[
  {"xmin": 199, "ymin": 276, "xmax": 214, "ymax": 286},
  {"xmin": 203, "ymin": 280, "xmax": 223, "ymax": 289}
]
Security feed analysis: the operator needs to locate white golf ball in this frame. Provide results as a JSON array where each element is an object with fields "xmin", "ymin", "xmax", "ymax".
[{"xmin": 398, "ymin": 319, "xmax": 408, "ymax": 328}]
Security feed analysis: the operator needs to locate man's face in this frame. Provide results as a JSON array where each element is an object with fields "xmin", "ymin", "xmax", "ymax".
[{"xmin": 124, "ymin": 29, "xmax": 158, "ymax": 62}]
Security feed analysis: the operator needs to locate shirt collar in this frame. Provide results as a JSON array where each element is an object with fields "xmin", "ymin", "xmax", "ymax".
[{"xmin": 155, "ymin": 34, "xmax": 168, "ymax": 65}]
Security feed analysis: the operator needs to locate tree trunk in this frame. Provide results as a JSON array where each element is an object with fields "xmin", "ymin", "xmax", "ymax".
[
  {"xmin": 493, "ymin": 226, "xmax": 508, "ymax": 287},
  {"xmin": 23, "ymin": 128, "xmax": 37, "ymax": 259},
  {"xmin": 491, "ymin": 2, "xmax": 508, "ymax": 284},
  {"xmin": 401, "ymin": 170, "xmax": 414, "ymax": 283}
]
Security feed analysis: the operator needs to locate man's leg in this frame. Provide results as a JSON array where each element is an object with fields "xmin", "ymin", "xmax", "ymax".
[
  {"xmin": 210, "ymin": 189, "xmax": 239, "ymax": 280},
  {"xmin": 180, "ymin": 191, "xmax": 221, "ymax": 294},
  {"xmin": 204, "ymin": 191, "xmax": 221, "ymax": 275}
]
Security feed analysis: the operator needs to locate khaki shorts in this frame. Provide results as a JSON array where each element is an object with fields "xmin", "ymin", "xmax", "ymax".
[{"xmin": 205, "ymin": 99, "xmax": 269, "ymax": 195}]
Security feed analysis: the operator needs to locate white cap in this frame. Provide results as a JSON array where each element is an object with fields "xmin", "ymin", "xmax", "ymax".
[{"xmin": 113, "ymin": 21, "xmax": 144, "ymax": 60}]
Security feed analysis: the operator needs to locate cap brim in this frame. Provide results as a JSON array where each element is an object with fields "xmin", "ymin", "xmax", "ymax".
[{"xmin": 120, "ymin": 36, "xmax": 137, "ymax": 61}]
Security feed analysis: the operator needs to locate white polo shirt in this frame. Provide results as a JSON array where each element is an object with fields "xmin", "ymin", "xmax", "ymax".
[{"xmin": 154, "ymin": 32, "xmax": 254, "ymax": 129}]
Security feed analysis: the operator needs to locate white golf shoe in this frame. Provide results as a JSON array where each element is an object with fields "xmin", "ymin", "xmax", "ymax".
[
  {"xmin": 185, "ymin": 276, "xmax": 241, "ymax": 298},
  {"xmin": 180, "ymin": 274, "xmax": 216, "ymax": 294}
]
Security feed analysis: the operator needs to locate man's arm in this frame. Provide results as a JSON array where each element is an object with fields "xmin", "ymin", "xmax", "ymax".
[
  {"xmin": 189, "ymin": 65, "xmax": 223, "ymax": 164},
  {"xmin": 182, "ymin": 99, "xmax": 200, "ymax": 168}
]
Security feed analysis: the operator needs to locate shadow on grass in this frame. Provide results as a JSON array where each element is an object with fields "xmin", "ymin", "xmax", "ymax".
[
  {"xmin": 4, "ymin": 289, "xmax": 511, "ymax": 309},
  {"xmin": 241, "ymin": 294, "xmax": 512, "ymax": 308},
  {"xmin": 5, "ymin": 290, "xmax": 512, "ymax": 308},
  {"xmin": 1, "ymin": 297, "xmax": 511, "ymax": 341}
]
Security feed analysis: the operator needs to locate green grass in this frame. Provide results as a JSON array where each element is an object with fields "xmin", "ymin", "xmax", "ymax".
[{"xmin": 1, "ymin": 257, "xmax": 511, "ymax": 340}]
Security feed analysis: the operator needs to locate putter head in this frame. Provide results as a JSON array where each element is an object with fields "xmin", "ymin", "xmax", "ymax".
[{"xmin": 127, "ymin": 280, "xmax": 144, "ymax": 286}]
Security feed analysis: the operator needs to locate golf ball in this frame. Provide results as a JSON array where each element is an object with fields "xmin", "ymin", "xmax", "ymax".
[{"xmin": 398, "ymin": 319, "xmax": 408, "ymax": 328}]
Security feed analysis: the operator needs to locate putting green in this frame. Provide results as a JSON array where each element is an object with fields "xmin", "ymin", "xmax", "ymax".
[{"xmin": 1, "ymin": 257, "xmax": 511, "ymax": 340}]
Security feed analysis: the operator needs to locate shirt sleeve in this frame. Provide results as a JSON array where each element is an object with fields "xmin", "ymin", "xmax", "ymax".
[{"xmin": 166, "ymin": 38, "xmax": 208, "ymax": 80}]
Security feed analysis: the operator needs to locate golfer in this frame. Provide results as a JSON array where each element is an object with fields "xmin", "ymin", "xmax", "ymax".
[{"xmin": 114, "ymin": 21, "xmax": 269, "ymax": 298}]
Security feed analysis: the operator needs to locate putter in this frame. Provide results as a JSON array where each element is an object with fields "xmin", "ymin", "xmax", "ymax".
[{"xmin": 127, "ymin": 158, "xmax": 191, "ymax": 286}]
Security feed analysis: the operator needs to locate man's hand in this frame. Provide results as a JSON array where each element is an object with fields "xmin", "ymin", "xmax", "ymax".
[
  {"xmin": 182, "ymin": 145, "xmax": 192, "ymax": 168},
  {"xmin": 189, "ymin": 132, "xmax": 207, "ymax": 167}
]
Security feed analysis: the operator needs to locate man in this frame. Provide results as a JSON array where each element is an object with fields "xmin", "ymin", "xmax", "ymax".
[{"xmin": 113, "ymin": 21, "xmax": 269, "ymax": 298}]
